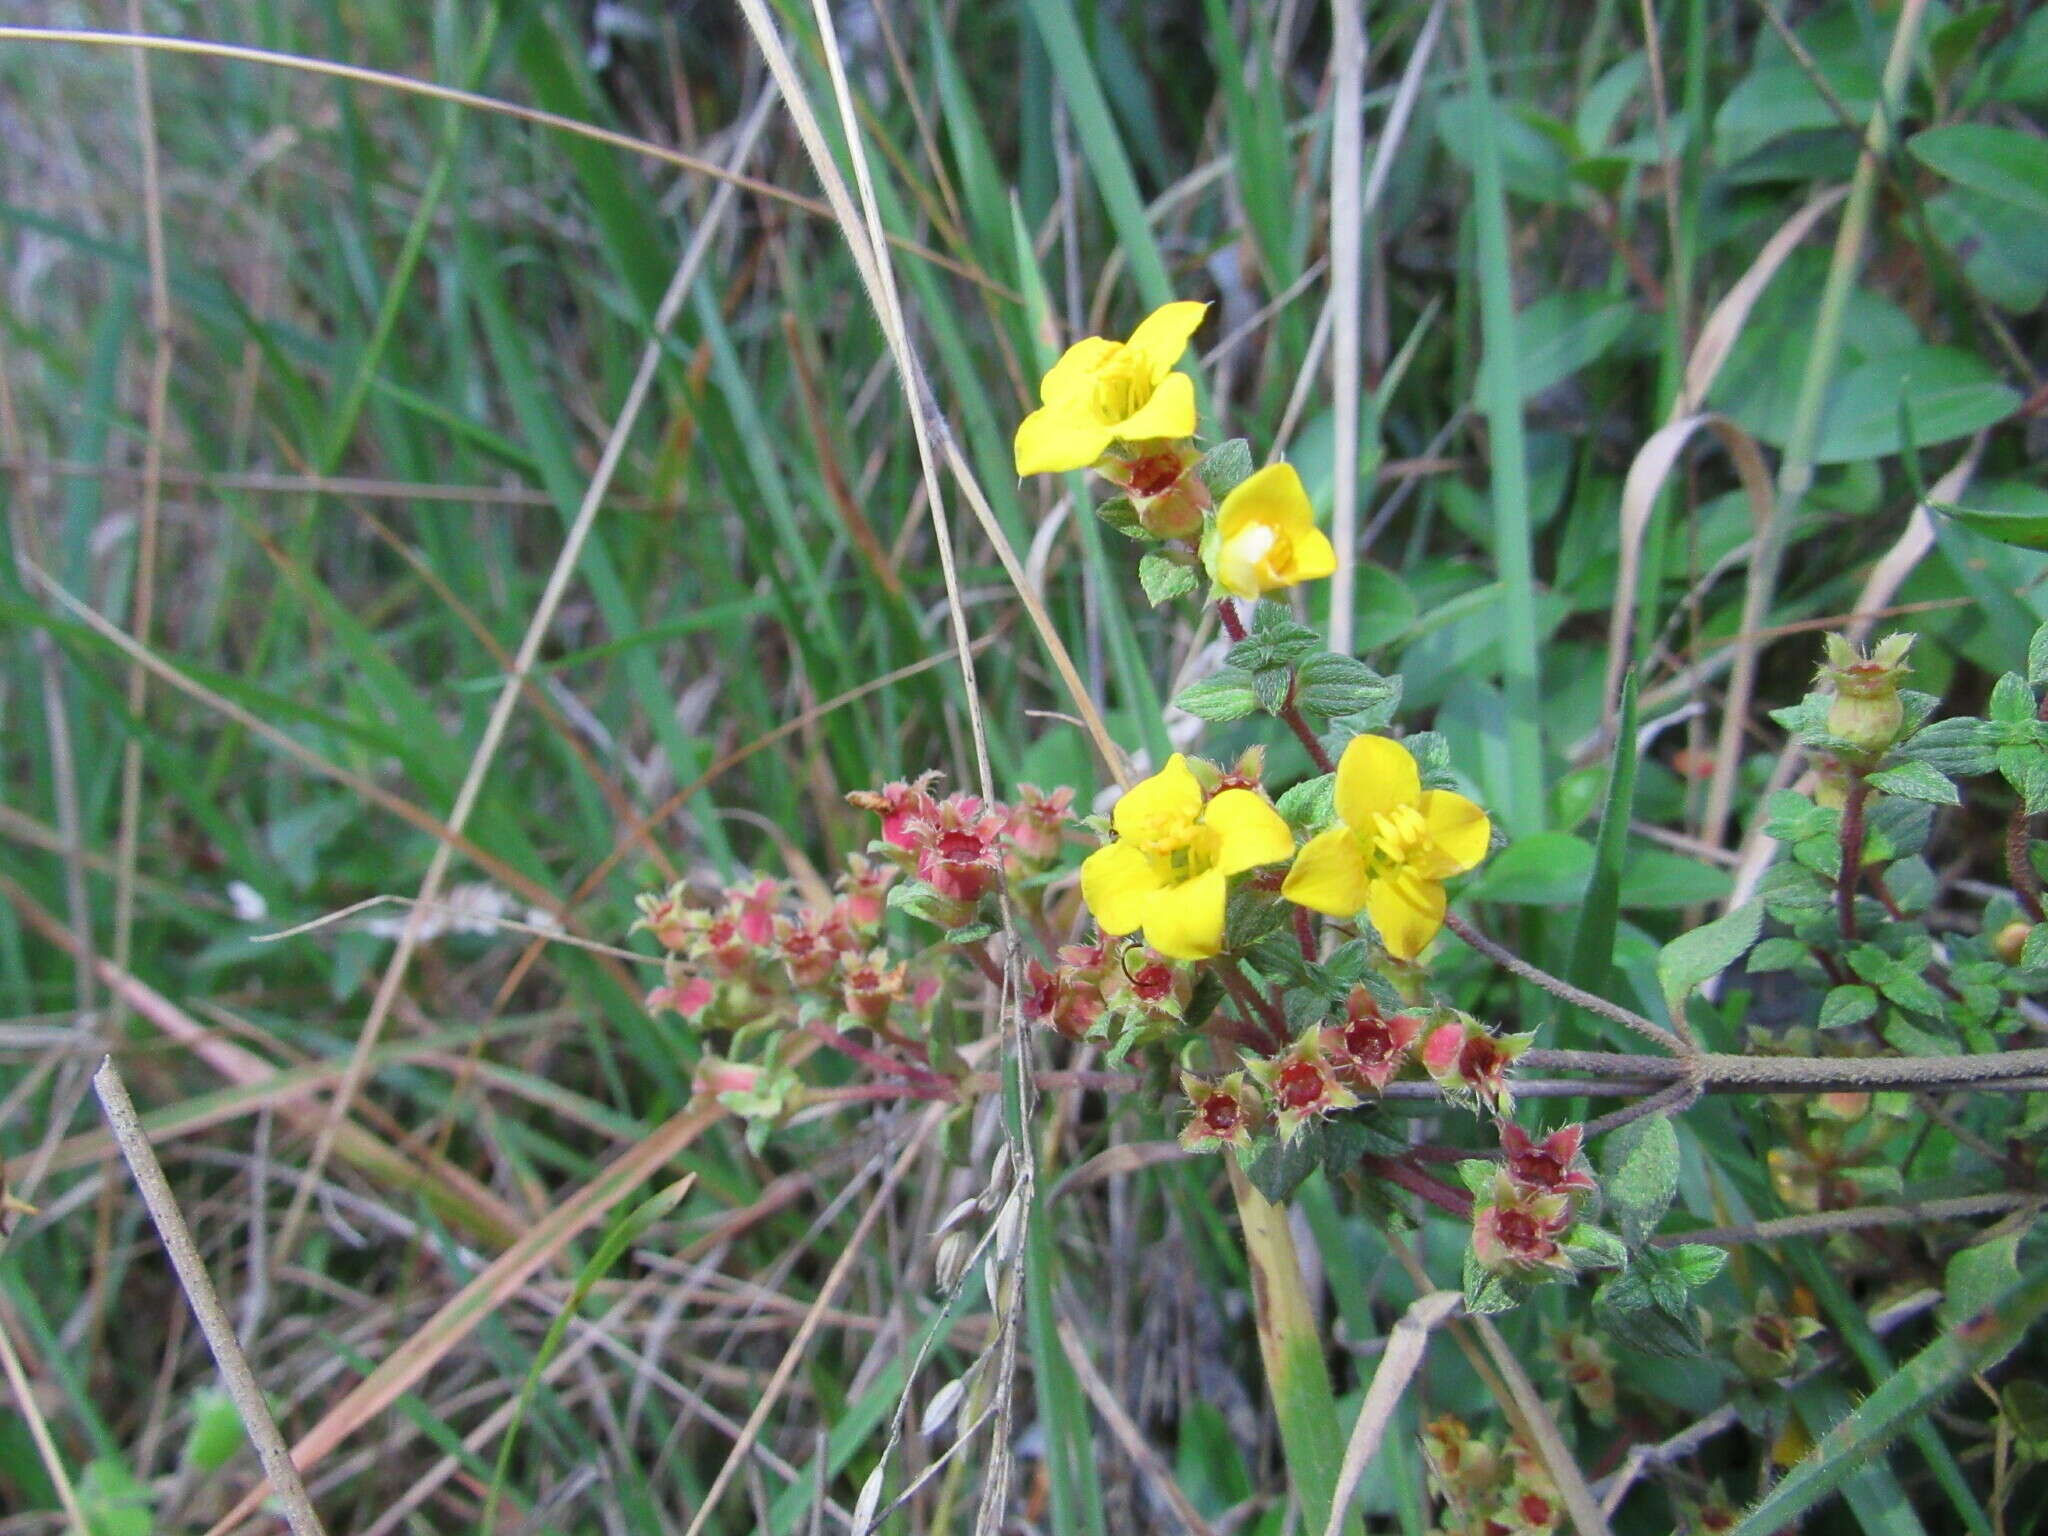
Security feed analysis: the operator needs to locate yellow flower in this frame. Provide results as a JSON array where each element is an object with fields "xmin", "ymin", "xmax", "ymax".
[
  {"xmin": 1280, "ymin": 735, "xmax": 1490, "ymax": 961},
  {"xmin": 1206, "ymin": 462, "xmax": 1338, "ymax": 598},
  {"xmin": 1013, "ymin": 301, "xmax": 1208, "ymax": 476},
  {"xmin": 1081, "ymin": 754, "xmax": 1293, "ymax": 960}
]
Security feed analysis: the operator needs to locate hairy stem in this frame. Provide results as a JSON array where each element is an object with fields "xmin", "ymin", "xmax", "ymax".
[
  {"xmin": 1214, "ymin": 599, "xmax": 1337, "ymax": 774},
  {"xmin": 1837, "ymin": 772, "xmax": 1870, "ymax": 943},
  {"xmin": 2007, "ymin": 801, "xmax": 2045, "ymax": 923},
  {"xmin": 1444, "ymin": 912, "xmax": 1690, "ymax": 1056}
]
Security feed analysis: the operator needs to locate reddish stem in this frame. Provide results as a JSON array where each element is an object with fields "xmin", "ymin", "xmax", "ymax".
[
  {"xmin": 1294, "ymin": 905, "xmax": 1318, "ymax": 962},
  {"xmin": 805, "ymin": 1021, "xmax": 951, "ymax": 1090},
  {"xmin": 2008, "ymin": 802, "xmax": 2046, "ymax": 923},
  {"xmin": 1215, "ymin": 599, "xmax": 1338, "ymax": 774},
  {"xmin": 1837, "ymin": 774, "xmax": 1870, "ymax": 943},
  {"xmin": 1363, "ymin": 1154, "xmax": 1474, "ymax": 1219}
]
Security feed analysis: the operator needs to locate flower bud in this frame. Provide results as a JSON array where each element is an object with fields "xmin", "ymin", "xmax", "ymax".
[
  {"xmin": 1995, "ymin": 920, "xmax": 2033, "ymax": 967},
  {"xmin": 1470, "ymin": 1170, "xmax": 1573, "ymax": 1275},
  {"xmin": 1319, "ymin": 986, "xmax": 1422, "ymax": 1092},
  {"xmin": 1818, "ymin": 632, "xmax": 1913, "ymax": 759},
  {"xmin": 1176, "ymin": 1070, "xmax": 1264, "ymax": 1153},
  {"xmin": 1245, "ymin": 1031, "xmax": 1360, "ymax": 1140},
  {"xmin": 1102, "ymin": 439, "xmax": 1208, "ymax": 540}
]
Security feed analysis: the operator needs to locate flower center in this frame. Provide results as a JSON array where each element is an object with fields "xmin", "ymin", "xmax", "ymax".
[
  {"xmin": 1496, "ymin": 1209, "xmax": 1539, "ymax": 1249},
  {"xmin": 1200, "ymin": 1094, "xmax": 1241, "ymax": 1133},
  {"xmin": 1129, "ymin": 809, "xmax": 1220, "ymax": 886},
  {"xmin": 1342, "ymin": 1017, "xmax": 1399, "ymax": 1065},
  {"xmin": 1275, "ymin": 1060, "xmax": 1325, "ymax": 1111},
  {"xmin": 1367, "ymin": 803, "xmax": 1432, "ymax": 873},
  {"xmin": 1089, "ymin": 347, "xmax": 1153, "ymax": 424}
]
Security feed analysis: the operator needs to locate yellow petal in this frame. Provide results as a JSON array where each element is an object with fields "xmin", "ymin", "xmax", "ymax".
[
  {"xmin": 1204, "ymin": 789, "xmax": 1295, "ymax": 875},
  {"xmin": 1124, "ymin": 300, "xmax": 1209, "ymax": 380},
  {"xmin": 1080, "ymin": 842, "xmax": 1159, "ymax": 935},
  {"xmin": 1417, "ymin": 790, "xmax": 1492, "ymax": 876},
  {"xmin": 1111, "ymin": 753, "xmax": 1204, "ymax": 840},
  {"xmin": 1217, "ymin": 462, "xmax": 1315, "ymax": 539},
  {"xmin": 1141, "ymin": 868, "xmax": 1227, "ymax": 960},
  {"xmin": 1288, "ymin": 524, "xmax": 1338, "ymax": 583},
  {"xmin": 1366, "ymin": 871, "xmax": 1446, "ymax": 961},
  {"xmin": 1014, "ymin": 401, "xmax": 1114, "ymax": 477},
  {"xmin": 1210, "ymin": 521, "xmax": 1279, "ymax": 599},
  {"xmin": 1281, "ymin": 826, "xmax": 1370, "ymax": 916},
  {"xmin": 1109, "ymin": 369, "xmax": 1197, "ymax": 443},
  {"xmin": 1334, "ymin": 734, "xmax": 1422, "ymax": 830},
  {"xmin": 1037, "ymin": 335, "xmax": 1119, "ymax": 405}
]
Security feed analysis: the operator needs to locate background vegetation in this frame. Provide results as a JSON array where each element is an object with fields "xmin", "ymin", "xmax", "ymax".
[{"xmin": 2, "ymin": 0, "xmax": 2045, "ymax": 1532}]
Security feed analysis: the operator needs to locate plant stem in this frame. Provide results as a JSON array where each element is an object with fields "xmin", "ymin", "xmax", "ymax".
[
  {"xmin": 1214, "ymin": 599, "xmax": 1336, "ymax": 774},
  {"xmin": 1443, "ymin": 912, "xmax": 1690, "ymax": 1056},
  {"xmin": 1363, "ymin": 1154, "xmax": 1474, "ymax": 1219},
  {"xmin": 2007, "ymin": 802, "xmax": 2045, "ymax": 923},
  {"xmin": 1227, "ymin": 1162, "xmax": 1365, "ymax": 1536},
  {"xmin": 805, "ymin": 1021, "xmax": 953, "ymax": 1089},
  {"xmin": 1216, "ymin": 958, "xmax": 1290, "ymax": 1053},
  {"xmin": 1295, "ymin": 905, "xmax": 1319, "ymax": 962},
  {"xmin": 1837, "ymin": 772, "xmax": 1870, "ymax": 943}
]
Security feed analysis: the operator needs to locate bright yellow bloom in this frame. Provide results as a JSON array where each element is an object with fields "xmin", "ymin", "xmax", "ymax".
[
  {"xmin": 1206, "ymin": 462, "xmax": 1338, "ymax": 598},
  {"xmin": 1081, "ymin": 754, "xmax": 1293, "ymax": 960},
  {"xmin": 1013, "ymin": 301, "xmax": 1208, "ymax": 476},
  {"xmin": 1280, "ymin": 735, "xmax": 1490, "ymax": 961}
]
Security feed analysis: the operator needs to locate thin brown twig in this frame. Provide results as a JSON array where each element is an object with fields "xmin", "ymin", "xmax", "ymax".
[
  {"xmin": 92, "ymin": 1059, "xmax": 330, "ymax": 1536},
  {"xmin": 1444, "ymin": 912, "xmax": 1691, "ymax": 1056}
]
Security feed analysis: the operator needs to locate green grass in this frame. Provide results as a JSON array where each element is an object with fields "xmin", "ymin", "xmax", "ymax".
[{"xmin": 2, "ymin": 3, "xmax": 2045, "ymax": 1533}]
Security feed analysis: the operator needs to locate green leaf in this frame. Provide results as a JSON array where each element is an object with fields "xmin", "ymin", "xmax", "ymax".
[
  {"xmin": 1094, "ymin": 494, "xmax": 1149, "ymax": 540},
  {"xmin": 1728, "ymin": 1262, "xmax": 2048, "ymax": 1536},
  {"xmin": 1941, "ymin": 1234, "xmax": 2023, "ymax": 1368},
  {"xmin": 1909, "ymin": 124, "xmax": 2048, "ymax": 217},
  {"xmin": 1931, "ymin": 499, "xmax": 2048, "ymax": 553},
  {"xmin": 1274, "ymin": 773, "xmax": 1336, "ymax": 833},
  {"xmin": 2030, "ymin": 622, "xmax": 2048, "ymax": 688},
  {"xmin": 1819, "ymin": 984, "xmax": 1879, "ymax": 1030},
  {"xmin": 1467, "ymin": 832, "xmax": 1593, "ymax": 905},
  {"xmin": 1252, "ymin": 664, "xmax": 1293, "ymax": 715},
  {"xmin": 1749, "ymin": 937, "xmax": 1811, "ymax": 973},
  {"xmin": 1461, "ymin": 1248, "xmax": 1524, "ymax": 1316},
  {"xmin": 1560, "ymin": 1223, "xmax": 1629, "ymax": 1270},
  {"xmin": 1456, "ymin": 1158, "xmax": 1497, "ymax": 1197},
  {"xmin": 1138, "ymin": 551, "xmax": 1200, "ymax": 606},
  {"xmin": 1243, "ymin": 1133, "xmax": 1321, "ymax": 1205},
  {"xmin": 1810, "ymin": 347, "xmax": 2020, "ymax": 465},
  {"xmin": 79, "ymin": 1459, "xmax": 154, "ymax": 1536},
  {"xmin": 1600, "ymin": 1114, "xmax": 1679, "ymax": 1248},
  {"xmin": 1512, "ymin": 292, "xmax": 1637, "ymax": 399},
  {"xmin": 1657, "ymin": 899, "xmax": 1763, "ymax": 1015},
  {"xmin": 1228, "ymin": 604, "xmax": 1324, "ymax": 670},
  {"xmin": 1663, "ymin": 1243, "xmax": 1729, "ymax": 1288},
  {"xmin": 1566, "ymin": 668, "xmax": 1638, "ymax": 1020},
  {"xmin": 1194, "ymin": 438, "xmax": 1255, "ymax": 499},
  {"xmin": 1592, "ymin": 1267, "xmax": 1704, "ymax": 1357},
  {"xmin": 1866, "ymin": 760, "xmax": 1960, "ymax": 805},
  {"xmin": 1293, "ymin": 652, "xmax": 1398, "ymax": 721},
  {"xmin": 177, "ymin": 1388, "xmax": 246, "ymax": 1476},
  {"xmin": 1896, "ymin": 715, "xmax": 1997, "ymax": 776},
  {"xmin": 1173, "ymin": 669, "xmax": 1261, "ymax": 722}
]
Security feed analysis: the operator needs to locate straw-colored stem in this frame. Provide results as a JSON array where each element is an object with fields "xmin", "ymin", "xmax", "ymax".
[
  {"xmin": 92, "ymin": 1058, "xmax": 330, "ymax": 1536},
  {"xmin": 1228, "ymin": 1163, "xmax": 1364, "ymax": 1536}
]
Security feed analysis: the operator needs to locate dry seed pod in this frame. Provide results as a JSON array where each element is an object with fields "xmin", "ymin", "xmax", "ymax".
[
  {"xmin": 934, "ymin": 1196, "xmax": 981, "ymax": 1240},
  {"xmin": 852, "ymin": 1463, "xmax": 886, "ymax": 1536},
  {"xmin": 920, "ymin": 1376, "xmax": 968, "ymax": 1440},
  {"xmin": 933, "ymin": 1228, "xmax": 976, "ymax": 1293},
  {"xmin": 976, "ymin": 1142, "xmax": 1014, "ymax": 1215},
  {"xmin": 992, "ymin": 1190, "xmax": 1026, "ymax": 1265}
]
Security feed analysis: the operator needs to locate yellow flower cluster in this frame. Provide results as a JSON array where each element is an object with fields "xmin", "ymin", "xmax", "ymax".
[
  {"xmin": 1084, "ymin": 736, "xmax": 1489, "ymax": 960},
  {"xmin": 1018, "ymin": 299, "xmax": 1488, "ymax": 960},
  {"xmin": 1013, "ymin": 302, "xmax": 1335, "ymax": 603}
]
